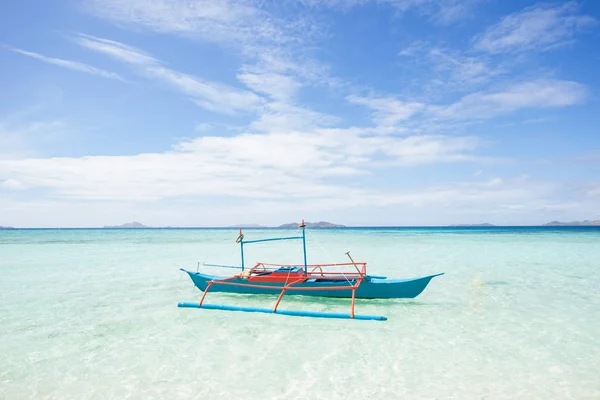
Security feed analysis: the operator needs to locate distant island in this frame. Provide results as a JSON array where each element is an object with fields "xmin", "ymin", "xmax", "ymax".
[
  {"xmin": 543, "ymin": 220, "xmax": 600, "ymax": 226},
  {"xmin": 100, "ymin": 221, "xmax": 344, "ymax": 229},
  {"xmin": 4, "ymin": 220, "xmax": 600, "ymax": 229},
  {"xmin": 102, "ymin": 222, "xmax": 149, "ymax": 229},
  {"xmin": 449, "ymin": 223, "xmax": 495, "ymax": 227},
  {"xmin": 227, "ymin": 224, "xmax": 267, "ymax": 228},
  {"xmin": 278, "ymin": 221, "xmax": 345, "ymax": 228}
]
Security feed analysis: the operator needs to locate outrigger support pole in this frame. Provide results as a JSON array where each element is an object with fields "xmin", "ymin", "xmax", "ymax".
[{"xmin": 300, "ymin": 219, "xmax": 308, "ymax": 275}]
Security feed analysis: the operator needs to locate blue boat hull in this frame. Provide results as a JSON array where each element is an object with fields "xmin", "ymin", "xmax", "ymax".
[{"xmin": 181, "ymin": 269, "xmax": 443, "ymax": 299}]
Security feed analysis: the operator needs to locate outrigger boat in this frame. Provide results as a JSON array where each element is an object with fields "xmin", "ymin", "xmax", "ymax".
[{"xmin": 178, "ymin": 221, "xmax": 443, "ymax": 321}]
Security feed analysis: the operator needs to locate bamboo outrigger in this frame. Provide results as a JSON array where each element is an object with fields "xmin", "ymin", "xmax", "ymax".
[{"xmin": 178, "ymin": 220, "xmax": 443, "ymax": 321}]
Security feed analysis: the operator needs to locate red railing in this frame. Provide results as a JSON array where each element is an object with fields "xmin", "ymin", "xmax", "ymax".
[{"xmin": 199, "ymin": 261, "xmax": 368, "ymax": 317}]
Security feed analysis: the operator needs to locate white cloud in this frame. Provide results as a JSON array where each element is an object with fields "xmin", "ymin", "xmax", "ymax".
[
  {"xmin": 360, "ymin": 176, "xmax": 549, "ymax": 208},
  {"xmin": 587, "ymin": 184, "xmax": 600, "ymax": 198},
  {"xmin": 379, "ymin": 135, "xmax": 481, "ymax": 165},
  {"xmin": 0, "ymin": 178, "xmax": 27, "ymax": 190},
  {"xmin": 194, "ymin": 122, "xmax": 243, "ymax": 134},
  {"xmin": 432, "ymin": 79, "xmax": 588, "ymax": 120},
  {"xmin": 3, "ymin": 46, "xmax": 125, "ymax": 81},
  {"xmin": 250, "ymin": 103, "xmax": 339, "ymax": 132},
  {"xmin": 0, "ymin": 149, "xmax": 561, "ymax": 226},
  {"xmin": 74, "ymin": 34, "xmax": 263, "ymax": 114},
  {"xmin": 0, "ymin": 126, "xmax": 484, "ymax": 204},
  {"xmin": 2, "ymin": 173, "xmax": 595, "ymax": 227},
  {"xmin": 347, "ymin": 95, "xmax": 425, "ymax": 126},
  {"xmin": 473, "ymin": 1, "xmax": 597, "ymax": 53},
  {"xmin": 237, "ymin": 177, "xmax": 544, "ymax": 218}
]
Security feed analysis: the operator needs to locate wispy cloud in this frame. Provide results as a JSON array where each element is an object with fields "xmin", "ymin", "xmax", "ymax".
[
  {"xmin": 81, "ymin": 0, "xmax": 479, "ymax": 98},
  {"xmin": 0, "ymin": 119, "xmax": 67, "ymax": 159},
  {"xmin": 297, "ymin": 0, "xmax": 482, "ymax": 25},
  {"xmin": 148, "ymin": 66, "xmax": 263, "ymax": 114},
  {"xmin": 473, "ymin": 1, "xmax": 597, "ymax": 53},
  {"xmin": 74, "ymin": 34, "xmax": 263, "ymax": 114},
  {"xmin": 73, "ymin": 34, "xmax": 341, "ymax": 145},
  {"xmin": 587, "ymin": 184, "xmax": 600, "ymax": 198},
  {"xmin": 426, "ymin": 48, "xmax": 505, "ymax": 88},
  {"xmin": 346, "ymin": 77, "xmax": 588, "ymax": 126},
  {"xmin": 3, "ymin": 45, "xmax": 125, "ymax": 81},
  {"xmin": 73, "ymin": 34, "xmax": 158, "ymax": 65},
  {"xmin": 82, "ymin": 0, "xmax": 338, "ymax": 91},
  {"xmin": 398, "ymin": 40, "xmax": 431, "ymax": 57},
  {"xmin": 409, "ymin": 0, "xmax": 483, "ymax": 25},
  {"xmin": 237, "ymin": 72, "xmax": 301, "ymax": 102},
  {"xmin": 396, "ymin": 42, "xmax": 509, "ymax": 100},
  {"xmin": 82, "ymin": 0, "xmax": 310, "ymax": 50},
  {"xmin": 431, "ymin": 79, "xmax": 588, "ymax": 120},
  {"xmin": 347, "ymin": 95, "xmax": 425, "ymax": 126}
]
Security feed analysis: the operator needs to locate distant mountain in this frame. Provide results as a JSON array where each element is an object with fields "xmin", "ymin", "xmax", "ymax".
[
  {"xmin": 102, "ymin": 222, "xmax": 148, "ymax": 229},
  {"xmin": 278, "ymin": 221, "xmax": 345, "ymax": 229},
  {"xmin": 449, "ymin": 223, "xmax": 495, "ymax": 227},
  {"xmin": 543, "ymin": 220, "xmax": 600, "ymax": 226},
  {"xmin": 0, "ymin": 225, "xmax": 15, "ymax": 230},
  {"xmin": 228, "ymin": 224, "xmax": 266, "ymax": 228}
]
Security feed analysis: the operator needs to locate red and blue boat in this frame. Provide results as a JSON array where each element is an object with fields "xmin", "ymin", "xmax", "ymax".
[{"xmin": 178, "ymin": 221, "xmax": 443, "ymax": 321}]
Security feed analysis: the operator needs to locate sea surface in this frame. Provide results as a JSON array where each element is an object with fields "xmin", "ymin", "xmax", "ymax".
[{"xmin": 1, "ymin": 227, "xmax": 599, "ymax": 399}]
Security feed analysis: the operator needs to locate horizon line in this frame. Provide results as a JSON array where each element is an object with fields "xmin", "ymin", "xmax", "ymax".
[{"xmin": 2, "ymin": 225, "xmax": 600, "ymax": 230}]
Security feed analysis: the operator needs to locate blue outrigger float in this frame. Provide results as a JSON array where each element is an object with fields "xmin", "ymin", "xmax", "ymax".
[{"xmin": 178, "ymin": 221, "xmax": 443, "ymax": 321}]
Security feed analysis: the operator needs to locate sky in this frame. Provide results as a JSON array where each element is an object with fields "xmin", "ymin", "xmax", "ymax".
[{"xmin": 1, "ymin": 0, "xmax": 599, "ymax": 228}]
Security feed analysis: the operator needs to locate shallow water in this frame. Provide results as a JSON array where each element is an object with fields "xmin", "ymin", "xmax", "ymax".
[{"xmin": 1, "ymin": 227, "xmax": 599, "ymax": 399}]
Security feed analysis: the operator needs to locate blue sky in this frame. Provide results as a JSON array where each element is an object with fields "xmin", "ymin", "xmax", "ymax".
[{"xmin": 1, "ymin": 0, "xmax": 599, "ymax": 227}]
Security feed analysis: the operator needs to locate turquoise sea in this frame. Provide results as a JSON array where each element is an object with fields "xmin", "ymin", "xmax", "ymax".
[{"xmin": 1, "ymin": 227, "xmax": 599, "ymax": 399}]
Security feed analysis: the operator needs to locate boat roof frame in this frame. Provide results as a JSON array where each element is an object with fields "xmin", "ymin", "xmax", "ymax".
[{"xmin": 238, "ymin": 219, "xmax": 309, "ymax": 275}]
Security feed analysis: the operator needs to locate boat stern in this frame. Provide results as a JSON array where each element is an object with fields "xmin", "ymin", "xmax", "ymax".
[{"xmin": 359, "ymin": 272, "xmax": 444, "ymax": 299}]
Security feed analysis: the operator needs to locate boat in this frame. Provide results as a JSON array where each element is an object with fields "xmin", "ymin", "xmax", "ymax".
[{"xmin": 178, "ymin": 221, "xmax": 443, "ymax": 321}]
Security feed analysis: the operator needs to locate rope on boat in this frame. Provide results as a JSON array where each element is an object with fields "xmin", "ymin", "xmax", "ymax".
[
  {"xmin": 305, "ymin": 227, "xmax": 336, "ymax": 264},
  {"xmin": 284, "ymin": 265, "xmax": 294, "ymax": 286},
  {"xmin": 305, "ymin": 227, "xmax": 354, "ymax": 286}
]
